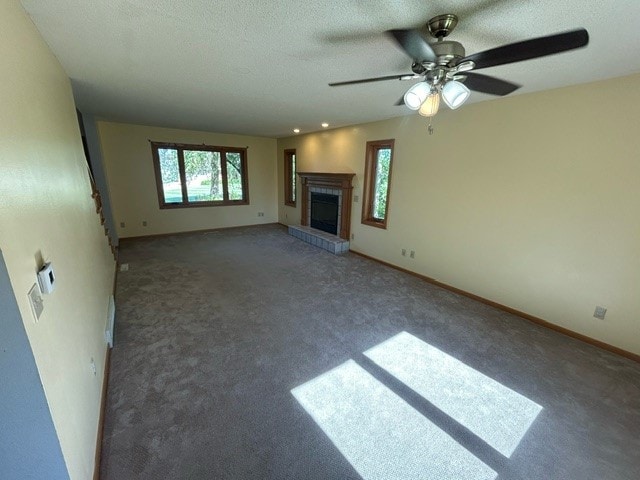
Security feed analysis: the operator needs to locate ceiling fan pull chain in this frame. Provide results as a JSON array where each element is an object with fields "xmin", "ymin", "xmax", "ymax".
[{"xmin": 428, "ymin": 119, "xmax": 434, "ymax": 135}]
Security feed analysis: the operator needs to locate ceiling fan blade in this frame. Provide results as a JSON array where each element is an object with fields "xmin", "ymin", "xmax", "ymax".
[
  {"xmin": 386, "ymin": 29, "xmax": 437, "ymax": 63},
  {"xmin": 457, "ymin": 28, "xmax": 589, "ymax": 70},
  {"xmin": 460, "ymin": 72, "xmax": 521, "ymax": 96},
  {"xmin": 329, "ymin": 74, "xmax": 413, "ymax": 87}
]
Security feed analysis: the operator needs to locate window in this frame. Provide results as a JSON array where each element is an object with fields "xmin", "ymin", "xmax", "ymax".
[
  {"xmin": 284, "ymin": 149, "xmax": 296, "ymax": 206},
  {"xmin": 362, "ymin": 139, "xmax": 394, "ymax": 229},
  {"xmin": 151, "ymin": 142, "xmax": 248, "ymax": 208}
]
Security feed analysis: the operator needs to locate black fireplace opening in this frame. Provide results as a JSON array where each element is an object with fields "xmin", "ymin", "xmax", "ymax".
[{"xmin": 310, "ymin": 193, "xmax": 339, "ymax": 235}]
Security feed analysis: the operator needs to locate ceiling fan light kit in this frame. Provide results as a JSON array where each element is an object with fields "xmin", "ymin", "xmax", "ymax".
[
  {"xmin": 418, "ymin": 91, "xmax": 440, "ymax": 117},
  {"xmin": 441, "ymin": 81, "xmax": 470, "ymax": 109},
  {"xmin": 404, "ymin": 81, "xmax": 431, "ymax": 110},
  {"xmin": 329, "ymin": 13, "xmax": 589, "ymax": 133}
]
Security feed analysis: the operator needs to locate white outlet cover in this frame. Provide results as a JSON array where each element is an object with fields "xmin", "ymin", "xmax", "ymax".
[
  {"xmin": 28, "ymin": 283, "xmax": 44, "ymax": 321},
  {"xmin": 120, "ymin": 263, "xmax": 129, "ymax": 272}
]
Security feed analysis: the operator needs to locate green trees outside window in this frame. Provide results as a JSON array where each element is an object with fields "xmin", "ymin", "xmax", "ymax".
[
  {"xmin": 152, "ymin": 142, "xmax": 248, "ymax": 208},
  {"xmin": 284, "ymin": 149, "xmax": 297, "ymax": 206},
  {"xmin": 372, "ymin": 147, "xmax": 391, "ymax": 220},
  {"xmin": 362, "ymin": 139, "xmax": 394, "ymax": 229}
]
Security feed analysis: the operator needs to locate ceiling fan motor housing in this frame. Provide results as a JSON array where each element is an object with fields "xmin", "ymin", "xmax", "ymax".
[{"xmin": 431, "ymin": 41, "xmax": 466, "ymax": 66}]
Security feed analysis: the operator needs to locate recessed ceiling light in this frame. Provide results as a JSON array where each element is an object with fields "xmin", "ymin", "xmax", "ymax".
[
  {"xmin": 293, "ymin": 128, "xmax": 300, "ymax": 133},
  {"xmin": 321, "ymin": 123, "xmax": 329, "ymax": 128}
]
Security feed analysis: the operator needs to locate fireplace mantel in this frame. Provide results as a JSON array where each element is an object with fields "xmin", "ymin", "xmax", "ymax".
[{"xmin": 298, "ymin": 172, "xmax": 355, "ymax": 240}]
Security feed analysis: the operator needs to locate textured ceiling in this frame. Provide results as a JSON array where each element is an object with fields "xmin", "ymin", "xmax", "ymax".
[{"xmin": 20, "ymin": 0, "xmax": 640, "ymax": 138}]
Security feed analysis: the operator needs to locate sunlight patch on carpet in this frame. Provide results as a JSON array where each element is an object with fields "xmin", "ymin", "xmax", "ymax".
[
  {"xmin": 291, "ymin": 360, "xmax": 496, "ymax": 480},
  {"xmin": 364, "ymin": 331, "xmax": 542, "ymax": 457}
]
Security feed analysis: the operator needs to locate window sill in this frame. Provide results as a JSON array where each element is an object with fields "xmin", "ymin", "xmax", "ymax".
[{"xmin": 361, "ymin": 218, "xmax": 387, "ymax": 229}]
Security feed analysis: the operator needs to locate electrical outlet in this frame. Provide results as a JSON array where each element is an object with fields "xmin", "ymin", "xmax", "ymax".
[
  {"xmin": 120, "ymin": 222, "xmax": 125, "ymax": 228},
  {"xmin": 410, "ymin": 250, "xmax": 415, "ymax": 259},
  {"xmin": 354, "ymin": 195, "xmax": 359, "ymax": 202},
  {"xmin": 142, "ymin": 220, "xmax": 147, "ymax": 226},
  {"xmin": 351, "ymin": 233, "xmax": 354, "ymax": 240},
  {"xmin": 258, "ymin": 212, "xmax": 264, "ymax": 217},
  {"xmin": 593, "ymin": 306, "xmax": 607, "ymax": 320},
  {"xmin": 28, "ymin": 284, "xmax": 44, "ymax": 322},
  {"xmin": 119, "ymin": 263, "xmax": 129, "ymax": 272},
  {"xmin": 90, "ymin": 357, "xmax": 97, "ymax": 376},
  {"xmin": 402, "ymin": 249, "xmax": 406, "ymax": 256}
]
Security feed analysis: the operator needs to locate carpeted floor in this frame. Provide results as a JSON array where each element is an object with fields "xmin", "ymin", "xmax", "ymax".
[{"xmin": 100, "ymin": 224, "xmax": 640, "ymax": 479}]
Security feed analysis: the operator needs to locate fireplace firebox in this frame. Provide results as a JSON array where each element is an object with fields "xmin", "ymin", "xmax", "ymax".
[{"xmin": 310, "ymin": 193, "xmax": 339, "ymax": 235}]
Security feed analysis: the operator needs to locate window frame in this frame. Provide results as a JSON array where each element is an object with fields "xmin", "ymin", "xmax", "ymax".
[
  {"xmin": 361, "ymin": 139, "xmax": 394, "ymax": 229},
  {"xmin": 151, "ymin": 141, "xmax": 249, "ymax": 209},
  {"xmin": 284, "ymin": 148, "xmax": 297, "ymax": 207}
]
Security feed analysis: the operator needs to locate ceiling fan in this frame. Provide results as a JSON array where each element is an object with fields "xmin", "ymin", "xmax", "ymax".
[{"xmin": 329, "ymin": 14, "xmax": 589, "ymax": 122}]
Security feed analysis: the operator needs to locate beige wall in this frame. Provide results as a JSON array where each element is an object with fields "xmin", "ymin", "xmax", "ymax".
[
  {"xmin": 0, "ymin": 1, "xmax": 116, "ymax": 479},
  {"xmin": 97, "ymin": 121, "xmax": 277, "ymax": 237},
  {"xmin": 278, "ymin": 74, "xmax": 640, "ymax": 356}
]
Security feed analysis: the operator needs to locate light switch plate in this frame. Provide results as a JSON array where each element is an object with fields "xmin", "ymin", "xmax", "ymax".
[{"xmin": 28, "ymin": 283, "xmax": 44, "ymax": 321}]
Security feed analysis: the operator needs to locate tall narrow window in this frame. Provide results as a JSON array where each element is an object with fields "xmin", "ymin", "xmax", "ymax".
[
  {"xmin": 362, "ymin": 139, "xmax": 394, "ymax": 229},
  {"xmin": 157, "ymin": 147, "xmax": 183, "ymax": 203},
  {"xmin": 151, "ymin": 142, "xmax": 248, "ymax": 208},
  {"xmin": 284, "ymin": 149, "xmax": 296, "ymax": 206}
]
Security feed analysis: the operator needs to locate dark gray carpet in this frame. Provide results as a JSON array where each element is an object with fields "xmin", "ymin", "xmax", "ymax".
[{"xmin": 100, "ymin": 224, "xmax": 640, "ymax": 479}]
